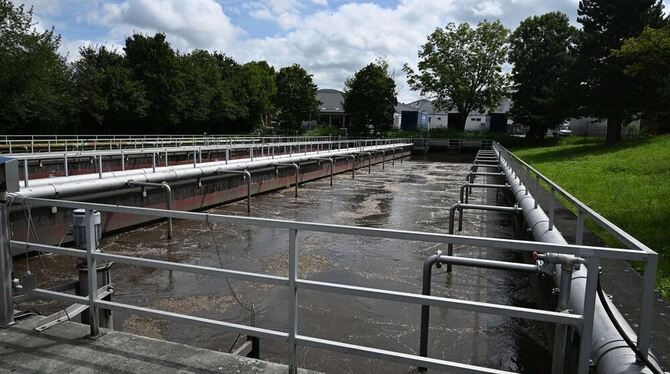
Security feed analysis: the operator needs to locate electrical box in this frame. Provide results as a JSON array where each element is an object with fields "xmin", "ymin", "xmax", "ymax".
[{"xmin": 0, "ymin": 157, "xmax": 19, "ymax": 193}]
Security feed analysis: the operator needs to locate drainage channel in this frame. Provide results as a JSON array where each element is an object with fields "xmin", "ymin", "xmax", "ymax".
[{"xmin": 12, "ymin": 153, "xmax": 551, "ymax": 373}]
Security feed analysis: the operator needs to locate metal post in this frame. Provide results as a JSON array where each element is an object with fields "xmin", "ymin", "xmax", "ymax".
[
  {"xmin": 288, "ymin": 228, "xmax": 298, "ymax": 374},
  {"xmin": 64, "ymin": 154, "xmax": 69, "ymax": 177},
  {"xmin": 381, "ymin": 150, "xmax": 385, "ymax": 170},
  {"xmin": 548, "ymin": 187, "xmax": 556, "ymax": 230},
  {"xmin": 637, "ymin": 253, "xmax": 658, "ymax": 359},
  {"xmin": 225, "ymin": 147, "xmax": 230, "ymax": 164},
  {"xmin": 249, "ymin": 145, "xmax": 254, "ymax": 161},
  {"xmin": 576, "ymin": 210, "xmax": 584, "ymax": 245},
  {"xmin": 152, "ymin": 153, "xmax": 157, "ymax": 173},
  {"xmin": 85, "ymin": 210, "xmax": 100, "ymax": 337},
  {"xmin": 193, "ymin": 150, "xmax": 197, "ymax": 167},
  {"xmin": 0, "ymin": 199, "xmax": 13, "ymax": 328},
  {"xmin": 165, "ymin": 151, "xmax": 168, "ymax": 166},
  {"xmin": 294, "ymin": 164, "xmax": 299, "ymax": 198},
  {"xmin": 23, "ymin": 159, "xmax": 29, "ymax": 187},
  {"xmin": 329, "ymin": 158, "xmax": 333, "ymax": 186},
  {"xmin": 577, "ymin": 258, "xmax": 599, "ymax": 374},
  {"xmin": 98, "ymin": 155, "xmax": 103, "ymax": 179}
]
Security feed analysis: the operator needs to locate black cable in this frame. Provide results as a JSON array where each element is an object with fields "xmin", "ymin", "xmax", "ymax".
[{"xmin": 596, "ymin": 271, "xmax": 662, "ymax": 374}]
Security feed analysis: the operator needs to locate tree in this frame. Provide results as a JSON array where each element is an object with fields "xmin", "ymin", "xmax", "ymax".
[
  {"xmin": 343, "ymin": 60, "xmax": 397, "ymax": 135},
  {"xmin": 612, "ymin": 25, "xmax": 670, "ymax": 133},
  {"xmin": 124, "ymin": 33, "xmax": 182, "ymax": 133},
  {"xmin": 575, "ymin": 0, "xmax": 665, "ymax": 145},
  {"xmin": 239, "ymin": 61, "xmax": 276, "ymax": 129},
  {"xmin": 72, "ymin": 46, "xmax": 148, "ymax": 133},
  {"xmin": 275, "ymin": 64, "xmax": 319, "ymax": 131},
  {"xmin": 508, "ymin": 12, "xmax": 578, "ymax": 139},
  {"xmin": 404, "ymin": 21, "xmax": 509, "ymax": 131},
  {"xmin": 0, "ymin": 0, "xmax": 74, "ymax": 134}
]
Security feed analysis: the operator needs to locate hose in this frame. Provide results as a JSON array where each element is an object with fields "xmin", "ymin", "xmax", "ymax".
[{"xmin": 597, "ymin": 271, "xmax": 662, "ymax": 374}]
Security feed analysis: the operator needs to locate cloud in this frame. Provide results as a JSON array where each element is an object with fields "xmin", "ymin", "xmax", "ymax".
[
  {"xmin": 87, "ymin": 0, "xmax": 240, "ymax": 51},
  {"xmin": 472, "ymin": 1, "xmax": 504, "ymax": 17}
]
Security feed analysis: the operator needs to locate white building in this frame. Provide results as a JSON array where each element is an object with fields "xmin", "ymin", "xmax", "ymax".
[{"xmin": 394, "ymin": 98, "xmax": 512, "ymax": 132}]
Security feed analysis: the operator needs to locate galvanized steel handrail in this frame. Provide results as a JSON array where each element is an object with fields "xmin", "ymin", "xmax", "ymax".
[{"xmin": 493, "ymin": 142, "xmax": 658, "ymax": 366}]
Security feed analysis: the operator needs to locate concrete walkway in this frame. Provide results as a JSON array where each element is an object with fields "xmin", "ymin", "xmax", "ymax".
[{"xmin": 0, "ymin": 315, "xmax": 318, "ymax": 374}]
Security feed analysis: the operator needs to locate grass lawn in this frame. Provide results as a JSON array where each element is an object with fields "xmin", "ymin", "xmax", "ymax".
[{"xmin": 511, "ymin": 135, "xmax": 670, "ymax": 299}]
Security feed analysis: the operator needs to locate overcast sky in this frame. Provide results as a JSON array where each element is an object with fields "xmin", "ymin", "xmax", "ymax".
[{"xmin": 12, "ymin": 0, "xmax": 668, "ymax": 102}]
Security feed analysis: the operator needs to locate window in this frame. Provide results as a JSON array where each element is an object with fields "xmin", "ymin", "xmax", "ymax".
[{"xmin": 437, "ymin": 117, "xmax": 441, "ymax": 120}]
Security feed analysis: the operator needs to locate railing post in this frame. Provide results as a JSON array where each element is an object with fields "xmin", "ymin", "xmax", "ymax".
[
  {"xmin": 577, "ymin": 257, "xmax": 599, "ymax": 374},
  {"xmin": 288, "ymin": 228, "xmax": 298, "ymax": 374},
  {"xmin": 0, "ymin": 198, "xmax": 14, "ymax": 328},
  {"xmin": 637, "ymin": 253, "xmax": 658, "ymax": 359},
  {"xmin": 576, "ymin": 210, "xmax": 584, "ymax": 245},
  {"xmin": 85, "ymin": 209, "xmax": 100, "ymax": 337},
  {"xmin": 548, "ymin": 187, "xmax": 556, "ymax": 230}
]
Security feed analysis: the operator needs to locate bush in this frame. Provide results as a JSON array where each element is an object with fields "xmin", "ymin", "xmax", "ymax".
[{"xmin": 303, "ymin": 126, "xmax": 345, "ymax": 137}]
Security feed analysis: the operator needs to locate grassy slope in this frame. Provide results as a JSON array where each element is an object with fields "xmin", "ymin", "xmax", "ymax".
[{"xmin": 512, "ymin": 135, "xmax": 670, "ymax": 298}]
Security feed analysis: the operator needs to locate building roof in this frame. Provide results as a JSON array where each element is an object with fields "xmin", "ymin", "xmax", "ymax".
[{"xmin": 316, "ymin": 89, "xmax": 345, "ymax": 113}]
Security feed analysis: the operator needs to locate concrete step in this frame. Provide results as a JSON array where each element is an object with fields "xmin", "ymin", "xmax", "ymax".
[{"xmin": 0, "ymin": 315, "xmax": 319, "ymax": 374}]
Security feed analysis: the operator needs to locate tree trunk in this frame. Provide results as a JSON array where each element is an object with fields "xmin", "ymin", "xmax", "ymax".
[{"xmin": 605, "ymin": 117, "xmax": 622, "ymax": 146}]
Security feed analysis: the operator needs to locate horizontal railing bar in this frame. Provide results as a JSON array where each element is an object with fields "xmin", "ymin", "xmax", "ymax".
[
  {"xmin": 95, "ymin": 300, "xmax": 288, "ymax": 341},
  {"xmin": 494, "ymin": 143, "xmax": 655, "ymax": 255},
  {"xmin": 10, "ymin": 241, "xmax": 86, "ymax": 258},
  {"xmin": 296, "ymin": 279, "xmax": 582, "ymax": 326},
  {"xmin": 30, "ymin": 288, "xmax": 89, "ymax": 304},
  {"xmin": 13, "ymin": 197, "xmax": 649, "ymax": 261},
  {"xmin": 93, "ymin": 252, "xmax": 288, "ymax": 286},
  {"xmin": 296, "ymin": 335, "xmax": 514, "ymax": 374}
]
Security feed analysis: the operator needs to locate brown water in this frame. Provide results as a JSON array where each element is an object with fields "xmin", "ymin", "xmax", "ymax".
[{"xmin": 17, "ymin": 154, "xmax": 550, "ymax": 373}]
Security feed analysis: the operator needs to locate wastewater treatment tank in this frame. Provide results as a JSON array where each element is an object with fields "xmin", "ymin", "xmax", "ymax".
[{"xmin": 17, "ymin": 153, "xmax": 552, "ymax": 373}]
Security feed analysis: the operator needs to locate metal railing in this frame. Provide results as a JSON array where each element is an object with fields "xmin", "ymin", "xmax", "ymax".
[
  {"xmin": 13, "ymin": 138, "xmax": 411, "ymax": 187},
  {"xmin": 0, "ymin": 135, "xmax": 360, "ymax": 154},
  {"xmin": 493, "ymin": 143, "xmax": 658, "ymax": 360},
  {"xmin": 5, "ymin": 193, "xmax": 654, "ymax": 374}
]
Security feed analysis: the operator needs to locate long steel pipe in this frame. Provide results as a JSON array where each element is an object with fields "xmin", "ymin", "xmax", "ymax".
[
  {"xmin": 126, "ymin": 181, "xmax": 173, "ymax": 239},
  {"xmin": 496, "ymin": 151, "xmax": 663, "ymax": 374},
  {"xmin": 15, "ymin": 144, "xmax": 409, "ymax": 198}
]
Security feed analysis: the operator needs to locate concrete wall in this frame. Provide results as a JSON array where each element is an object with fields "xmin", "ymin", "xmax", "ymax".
[{"xmin": 11, "ymin": 151, "xmax": 411, "ymax": 246}]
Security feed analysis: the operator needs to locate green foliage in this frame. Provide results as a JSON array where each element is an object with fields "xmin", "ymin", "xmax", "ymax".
[
  {"xmin": 509, "ymin": 12, "xmax": 577, "ymax": 139},
  {"xmin": 275, "ymin": 64, "xmax": 319, "ymax": 131},
  {"xmin": 0, "ymin": 0, "xmax": 74, "ymax": 133},
  {"xmin": 513, "ymin": 135, "xmax": 670, "ymax": 299},
  {"xmin": 404, "ymin": 21, "xmax": 509, "ymax": 131},
  {"xmin": 124, "ymin": 33, "xmax": 182, "ymax": 133},
  {"xmin": 343, "ymin": 60, "xmax": 397, "ymax": 135},
  {"xmin": 575, "ymin": 0, "xmax": 666, "ymax": 145},
  {"xmin": 240, "ymin": 61, "xmax": 276, "ymax": 130},
  {"xmin": 612, "ymin": 25, "xmax": 670, "ymax": 133},
  {"xmin": 73, "ymin": 46, "xmax": 148, "ymax": 133}
]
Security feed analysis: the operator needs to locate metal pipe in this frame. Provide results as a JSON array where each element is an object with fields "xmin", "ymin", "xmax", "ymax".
[
  {"xmin": 127, "ymin": 181, "xmax": 173, "ymax": 239},
  {"xmin": 447, "ymin": 203, "xmax": 522, "ymax": 272},
  {"xmin": 459, "ymin": 183, "xmax": 509, "ymax": 204},
  {"xmin": 419, "ymin": 253, "xmax": 540, "ymax": 371},
  {"xmin": 216, "ymin": 169, "xmax": 252, "ymax": 213},
  {"xmin": 496, "ymin": 148, "xmax": 663, "ymax": 374}
]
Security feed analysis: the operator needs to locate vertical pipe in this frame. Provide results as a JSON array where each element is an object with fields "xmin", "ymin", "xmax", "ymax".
[
  {"xmin": 0, "ymin": 200, "xmax": 14, "ymax": 327},
  {"xmin": 551, "ymin": 266, "xmax": 574, "ymax": 374},
  {"xmin": 98, "ymin": 155, "xmax": 103, "ymax": 179},
  {"xmin": 294, "ymin": 164, "xmax": 299, "ymax": 198},
  {"xmin": 418, "ymin": 254, "xmax": 440, "ymax": 371},
  {"xmin": 163, "ymin": 182, "xmax": 173, "ymax": 240},
  {"xmin": 152, "ymin": 153, "xmax": 156, "ymax": 173},
  {"xmin": 23, "ymin": 159, "xmax": 29, "ymax": 187},
  {"xmin": 225, "ymin": 148, "xmax": 230, "ymax": 164},
  {"xmin": 85, "ymin": 210, "xmax": 100, "ymax": 337},
  {"xmin": 121, "ymin": 152, "xmax": 125, "ymax": 171},
  {"xmin": 329, "ymin": 158, "xmax": 333, "ymax": 186},
  {"xmin": 288, "ymin": 228, "xmax": 298, "ymax": 374},
  {"xmin": 245, "ymin": 170, "xmax": 251, "ymax": 213},
  {"xmin": 64, "ymin": 154, "xmax": 69, "ymax": 177},
  {"xmin": 165, "ymin": 151, "xmax": 168, "ymax": 167},
  {"xmin": 250, "ymin": 145, "xmax": 254, "ymax": 161},
  {"xmin": 193, "ymin": 150, "xmax": 197, "ymax": 167}
]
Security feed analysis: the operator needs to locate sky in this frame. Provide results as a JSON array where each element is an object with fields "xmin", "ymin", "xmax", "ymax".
[{"xmin": 11, "ymin": 0, "xmax": 668, "ymax": 102}]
